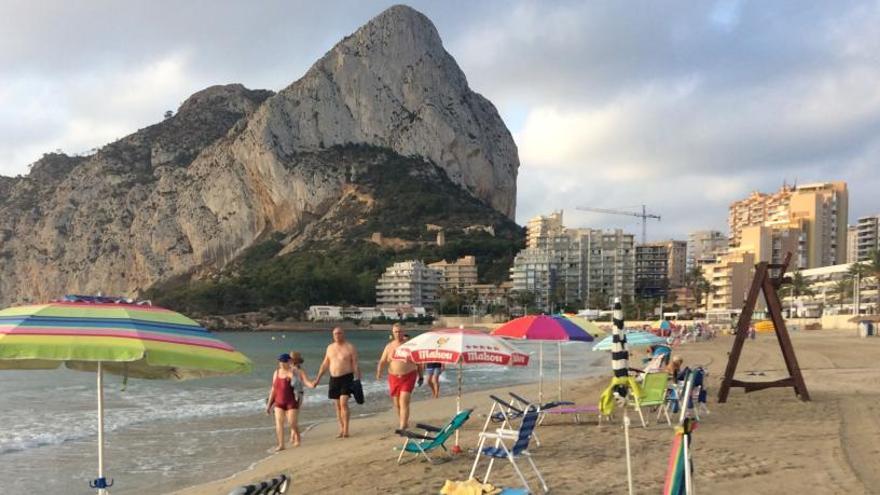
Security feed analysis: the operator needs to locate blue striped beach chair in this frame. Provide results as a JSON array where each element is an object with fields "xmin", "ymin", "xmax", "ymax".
[{"xmin": 469, "ymin": 406, "xmax": 549, "ymax": 494}]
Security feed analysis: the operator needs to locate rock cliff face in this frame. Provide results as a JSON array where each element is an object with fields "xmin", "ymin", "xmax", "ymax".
[{"xmin": 0, "ymin": 5, "xmax": 519, "ymax": 306}]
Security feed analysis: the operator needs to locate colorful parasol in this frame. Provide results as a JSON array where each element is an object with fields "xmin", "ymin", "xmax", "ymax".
[
  {"xmin": 592, "ymin": 330, "xmax": 667, "ymax": 351},
  {"xmin": 491, "ymin": 315, "xmax": 593, "ymax": 401},
  {"xmin": 0, "ymin": 296, "xmax": 252, "ymax": 494},
  {"xmin": 559, "ymin": 313, "xmax": 605, "ymax": 338},
  {"xmin": 393, "ymin": 327, "xmax": 529, "ymax": 448}
]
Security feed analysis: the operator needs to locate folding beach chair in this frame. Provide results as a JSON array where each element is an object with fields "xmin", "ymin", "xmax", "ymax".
[
  {"xmin": 469, "ymin": 406, "xmax": 549, "ymax": 494},
  {"xmin": 478, "ymin": 395, "xmax": 544, "ymax": 448},
  {"xmin": 395, "ymin": 408, "xmax": 473, "ymax": 464},
  {"xmin": 628, "ymin": 371, "xmax": 671, "ymax": 427},
  {"xmin": 507, "ymin": 391, "xmax": 580, "ymax": 428},
  {"xmin": 228, "ymin": 473, "xmax": 290, "ymax": 495}
]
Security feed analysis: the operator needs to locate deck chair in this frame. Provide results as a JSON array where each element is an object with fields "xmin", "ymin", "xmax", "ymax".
[
  {"xmin": 395, "ymin": 408, "xmax": 472, "ymax": 464},
  {"xmin": 479, "ymin": 395, "xmax": 543, "ymax": 448},
  {"xmin": 628, "ymin": 371, "xmax": 671, "ymax": 427},
  {"xmin": 469, "ymin": 406, "xmax": 549, "ymax": 494},
  {"xmin": 228, "ymin": 473, "xmax": 290, "ymax": 495}
]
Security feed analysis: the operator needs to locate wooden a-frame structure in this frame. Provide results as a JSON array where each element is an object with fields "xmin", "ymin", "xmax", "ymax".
[{"xmin": 717, "ymin": 252, "xmax": 810, "ymax": 403}]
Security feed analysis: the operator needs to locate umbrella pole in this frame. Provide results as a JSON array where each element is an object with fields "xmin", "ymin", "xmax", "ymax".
[
  {"xmin": 538, "ymin": 343, "xmax": 544, "ymax": 403},
  {"xmin": 455, "ymin": 361, "xmax": 462, "ymax": 448},
  {"xmin": 623, "ymin": 406, "xmax": 634, "ymax": 495},
  {"xmin": 97, "ymin": 361, "xmax": 108, "ymax": 495},
  {"xmin": 557, "ymin": 342, "xmax": 563, "ymax": 402}
]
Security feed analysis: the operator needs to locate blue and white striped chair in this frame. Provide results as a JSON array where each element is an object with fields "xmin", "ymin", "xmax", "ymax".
[{"xmin": 469, "ymin": 406, "xmax": 549, "ymax": 494}]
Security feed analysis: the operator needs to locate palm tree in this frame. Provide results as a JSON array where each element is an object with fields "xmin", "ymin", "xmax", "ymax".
[
  {"xmin": 786, "ymin": 271, "xmax": 814, "ymax": 317},
  {"xmin": 686, "ymin": 265, "xmax": 713, "ymax": 312},
  {"xmin": 831, "ymin": 278, "xmax": 852, "ymax": 311}
]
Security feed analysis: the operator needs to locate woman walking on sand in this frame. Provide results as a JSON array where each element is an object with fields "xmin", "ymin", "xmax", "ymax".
[
  {"xmin": 266, "ymin": 353, "xmax": 313, "ymax": 451},
  {"xmin": 288, "ymin": 351, "xmax": 313, "ymax": 445}
]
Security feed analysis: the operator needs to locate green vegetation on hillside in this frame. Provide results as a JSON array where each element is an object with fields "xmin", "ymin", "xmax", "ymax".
[{"xmin": 147, "ymin": 146, "xmax": 525, "ymax": 317}]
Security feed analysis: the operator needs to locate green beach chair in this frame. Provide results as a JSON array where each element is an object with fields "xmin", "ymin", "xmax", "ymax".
[
  {"xmin": 629, "ymin": 372, "xmax": 671, "ymax": 427},
  {"xmin": 395, "ymin": 408, "xmax": 473, "ymax": 464}
]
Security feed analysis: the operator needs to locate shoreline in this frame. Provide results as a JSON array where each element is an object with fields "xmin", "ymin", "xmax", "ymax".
[{"xmin": 167, "ymin": 368, "xmax": 606, "ymax": 495}]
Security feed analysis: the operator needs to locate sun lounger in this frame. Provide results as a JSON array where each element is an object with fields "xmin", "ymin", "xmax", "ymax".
[
  {"xmin": 395, "ymin": 408, "xmax": 473, "ymax": 464},
  {"xmin": 469, "ymin": 406, "xmax": 549, "ymax": 494},
  {"xmin": 228, "ymin": 473, "xmax": 290, "ymax": 495}
]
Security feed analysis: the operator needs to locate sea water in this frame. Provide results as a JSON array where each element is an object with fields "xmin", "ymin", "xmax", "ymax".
[{"xmin": 0, "ymin": 331, "xmax": 606, "ymax": 494}]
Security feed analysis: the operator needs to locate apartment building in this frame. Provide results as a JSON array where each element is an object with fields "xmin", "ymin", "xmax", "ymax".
[
  {"xmin": 686, "ymin": 230, "xmax": 728, "ymax": 270},
  {"xmin": 705, "ymin": 250, "xmax": 758, "ymax": 313},
  {"xmin": 375, "ymin": 260, "xmax": 442, "ymax": 308},
  {"xmin": 855, "ymin": 214, "xmax": 880, "ymax": 261},
  {"xmin": 428, "ymin": 256, "xmax": 478, "ymax": 291},
  {"xmin": 847, "ymin": 225, "xmax": 859, "ymax": 264},
  {"xmin": 511, "ymin": 212, "xmax": 635, "ymax": 310},
  {"xmin": 635, "ymin": 239, "xmax": 687, "ymax": 300},
  {"xmin": 727, "ymin": 182, "xmax": 848, "ymax": 268}
]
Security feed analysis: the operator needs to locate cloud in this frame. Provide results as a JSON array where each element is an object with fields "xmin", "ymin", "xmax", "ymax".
[{"xmin": 1, "ymin": 0, "xmax": 878, "ymax": 238}]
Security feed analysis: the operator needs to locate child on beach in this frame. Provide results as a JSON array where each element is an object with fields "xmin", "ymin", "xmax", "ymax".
[{"xmin": 266, "ymin": 353, "xmax": 314, "ymax": 451}]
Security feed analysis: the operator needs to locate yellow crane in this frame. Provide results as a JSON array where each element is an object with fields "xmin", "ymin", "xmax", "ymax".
[{"xmin": 575, "ymin": 205, "xmax": 661, "ymax": 244}]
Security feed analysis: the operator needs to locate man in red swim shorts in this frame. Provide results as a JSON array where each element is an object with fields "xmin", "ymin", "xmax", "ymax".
[{"xmin": 377, "ymin": 323, "xmax": 424, "ymax": 430}]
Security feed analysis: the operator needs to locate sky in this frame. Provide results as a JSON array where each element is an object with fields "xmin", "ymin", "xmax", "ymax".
[{"xmin": 2, "ymin": 0, "xmax": 879, "ymax": 240}]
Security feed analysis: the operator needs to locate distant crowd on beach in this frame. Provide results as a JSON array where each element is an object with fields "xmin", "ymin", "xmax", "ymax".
[{"xmin": 265, "ymin": 323, "xmax": 444, "ymax": 452}]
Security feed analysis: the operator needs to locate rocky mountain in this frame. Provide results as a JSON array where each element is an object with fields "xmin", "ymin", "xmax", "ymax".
[{"xmin": 0, "ymin": 5, "xmax": 520, "ymax": 307}]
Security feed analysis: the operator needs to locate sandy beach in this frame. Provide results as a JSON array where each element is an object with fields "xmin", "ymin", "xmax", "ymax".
[{"xmin": 170, "ymin": 330, "xmax": 880, "ymax": 495}]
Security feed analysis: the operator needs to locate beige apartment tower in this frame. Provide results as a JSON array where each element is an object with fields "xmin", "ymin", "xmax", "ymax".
[
  {"xmin": 428, "ymin": 256, "xmax": 478, "ymax": 291},
  {"xmin": 728, "ymin": 181, "xmax": 847, "ymax": 269}
]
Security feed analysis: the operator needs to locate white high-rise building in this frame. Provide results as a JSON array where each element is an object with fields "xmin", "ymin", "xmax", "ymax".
[
  {"xmin": 376, "ymin": 261, "xmax": 442, "ymax": 308},
  {"xmin": 511, "ymin": 212, "xmax": 635, "ymax": 310},
  {"xmin": 856, "ymin": 214, "xmax": 880, "ymax": 261}
]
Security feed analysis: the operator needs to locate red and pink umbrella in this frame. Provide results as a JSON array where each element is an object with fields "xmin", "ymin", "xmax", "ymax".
[
  {"xmin": 393, "ymin": 328, "xmax": 529, "ymax": 447},
  {"xmin": 492, "ymin": 315, "xmax": 593, "ymax": 402}
]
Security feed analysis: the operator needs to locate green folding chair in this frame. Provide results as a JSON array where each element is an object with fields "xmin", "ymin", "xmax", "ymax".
[
  {"xmin": 629, "ymin": 372, "xmax": 671, "ymax": 427},
  {"xmin": 395, "ymin": 409, "xmax": 473, "ymax": 464}
]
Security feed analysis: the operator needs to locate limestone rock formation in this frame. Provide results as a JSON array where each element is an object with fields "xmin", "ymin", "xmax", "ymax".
[{"xmin": 0, "ymin": 5, "xmax": 519, "ymax": 306}]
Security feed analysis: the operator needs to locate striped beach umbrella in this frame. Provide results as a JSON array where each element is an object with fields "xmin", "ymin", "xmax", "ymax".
[
  {"xmin": 0, "ymin": 295, "xmax": 252, "ymax": 494},
  {"xmin": 591, "ymin": 330, "xmax": 668, "ymax": 351},
  {"xmin": 491, "ymin": 315, "xmax": 593, "ymax": 401},
  {"xmin": 393, "ymin": 327, "xmax": 529, "ymax": 448}
]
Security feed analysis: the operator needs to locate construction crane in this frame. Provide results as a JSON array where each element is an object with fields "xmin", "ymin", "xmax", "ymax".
[{"xmin": 576, "ymin": 205, "xmax": 660, "ymax": 244}]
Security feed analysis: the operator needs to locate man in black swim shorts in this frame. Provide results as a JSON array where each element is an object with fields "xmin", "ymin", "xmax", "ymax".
[{"xmin": 313, "ymin": 327, "xmax": 361, "ymax": 438}]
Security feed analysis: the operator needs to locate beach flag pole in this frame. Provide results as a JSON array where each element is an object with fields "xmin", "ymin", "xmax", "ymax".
[{"xmin": 610, "ymin": 298, "xmax": 634, "ymax": 495}]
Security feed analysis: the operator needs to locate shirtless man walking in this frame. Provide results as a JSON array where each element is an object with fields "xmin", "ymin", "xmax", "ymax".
[
  {"xmin": 313, "ymin": 327, "xmax": 360, "ymax": 438},
  {"xmin": 377, "ymin": 323, "xmax": 423, "ymax": 430}
]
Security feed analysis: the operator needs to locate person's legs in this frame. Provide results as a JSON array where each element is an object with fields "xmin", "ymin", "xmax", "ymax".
[
  {"xmin": 333, "ymin": 399, "xmax": 344, "ymax": 437},
  {"xmin": 429, "ymin": 374, "xmax": 440, "ymax": 398},
  {"xmin": 288, "ymin": 409, "xmax": 301, "ymax": 446},
  {"xmin": 390, "ymin": 393, "xmax": 401, "ymax": 427},
  {"xmin": 398, "ymin": 391, "xmax": 412, "ymax": 429},
  {"xmin": 339, "ymin": 395, "xmax": 351, "ymax": 437},
  {"xmin": 272, "ymin": 407, "xmax": 286, "ymax": 451}
]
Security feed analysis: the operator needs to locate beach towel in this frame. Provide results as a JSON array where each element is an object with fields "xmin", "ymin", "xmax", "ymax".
[
  {"xmin": 352, "ymin": 379, "xmax": 365, "ymax": 405},
  {"xmin": 440, "ymin": 479, "xmax": 501, "ymax": 495},
  {"xmin": 599, "ymin": 376, "xmax": 642, "ymax": 416}
]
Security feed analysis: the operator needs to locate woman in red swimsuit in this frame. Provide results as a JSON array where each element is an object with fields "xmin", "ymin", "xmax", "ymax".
[{"xmin": 266, "ymin": 353, "xmax": 313, "ymax": 452}]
